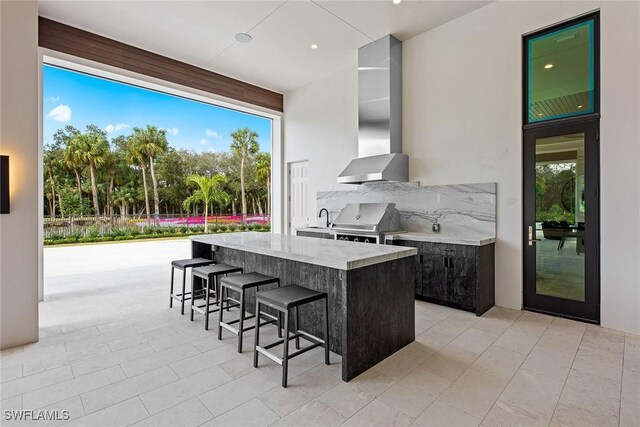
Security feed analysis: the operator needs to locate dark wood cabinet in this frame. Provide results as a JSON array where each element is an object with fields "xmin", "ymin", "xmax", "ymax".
[
  {"xmin": 395, "ymin": 240, "xmax": 495, "ymax": 316},
  {"xmin": 296, "ymin": 231, "xmax": 495, "ymax": 316}
]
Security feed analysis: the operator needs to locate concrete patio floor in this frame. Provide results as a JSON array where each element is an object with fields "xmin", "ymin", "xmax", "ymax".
[{"xmin": 0, "ymin": 239, "xmax": 638, "ymax": 426}]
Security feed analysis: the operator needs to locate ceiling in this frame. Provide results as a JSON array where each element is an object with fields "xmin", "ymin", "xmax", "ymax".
[
  {"xmin": 38, "ymin": 0, "xmax": 492, "ymax": 93},
  {"xmin": 536, "ymin": 135, "xmax": 584, "ymax": 158}
]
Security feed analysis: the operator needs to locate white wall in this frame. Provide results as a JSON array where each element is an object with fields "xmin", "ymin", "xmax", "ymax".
[
  {"xmin": 283, "ymin": 64, "xmax": 359, "ymax": 229},
  {"xmin": 283, "ymin": 1, "xmax": 640, "ymax": 333},
  {"xmin": 0, "ymin": 0, "xmax": 40, "ymax": 349}
]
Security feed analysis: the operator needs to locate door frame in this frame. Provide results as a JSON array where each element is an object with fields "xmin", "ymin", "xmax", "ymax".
[
  {"xmin": 522, "ymin": 119, "xmax": 600, "ymax": 323},
  {"xmin": 522, "ymin": 11, "xmax": 601, "ymax": 323}
]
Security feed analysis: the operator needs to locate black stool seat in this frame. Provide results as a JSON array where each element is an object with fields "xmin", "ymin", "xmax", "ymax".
[
  {"xmin": 258, "ymin": 285, "xmax": 327, "ymax": 310},
  {"xmin": 191, "ymin": 263, "xmax": 243, "ymax": 330},
  {"xmin": 171, "ymin": 257, "xmax": 213, "ymax": 269},
  {"xmin": 218, "ymin": 273, "xmax": 281, "ymax": 353},
  {"xmin": 193, "ymin": 263, "xmax": 242, "ymax": 278},
  {"xmin": 169, "ymin": 257, "xmax": 215, "ymax": 315},
  {"xmin": 220, "ymin": 273, "xmax": 279, "ymax": 291}
]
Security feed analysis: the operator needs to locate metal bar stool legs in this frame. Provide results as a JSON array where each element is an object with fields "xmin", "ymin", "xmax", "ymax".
[
  {"xmin": 169, "ymin": 257, "xmax": 214, "ymax": 315},
  {"xmin": 282, "ymin": 310, "xmax": 290, "ymax": 387},
  {"xmin": 190, "ymin": 264, "xmax": 243, "ymax": 330},
  {"xmin": 253, "ymin": 285, "xmax": 330, "ymax": 388},
  {"xmin": 218, "ymin": 273, "xmax": 281, "ymax": 353},
  {"xmin": 169, "ymin": 267, "xmax": 175, "ymax": 309}
]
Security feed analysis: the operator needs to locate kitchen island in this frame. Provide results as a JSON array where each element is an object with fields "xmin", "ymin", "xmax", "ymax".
[{"xmin": 191, "ymin": 232, "xmax": 417, "ymax": 381}]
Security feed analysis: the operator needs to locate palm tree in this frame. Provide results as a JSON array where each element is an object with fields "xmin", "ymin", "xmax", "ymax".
[
  {"xmin": 112, "ymin": 186, "xmax": 135, "ymax": 218},
  {"xmin": 73, "ymin": 127, "xmax": 109, "ymax": 215},
  {"xmin": 183, "ymin": 174, "xmax": 229, "ymax": 233},
  {"xmin": 255, "ymin": 152, "xmax": 271, "ymax": 217},
  {"xmin": 104, "ymin": 136, "xmax": 127, "ymax": 221},
  {"xmin": 44, "ymin": 146, "xmax": 63, "ymax": 219},
  {"xmin": 131, "ymin": 126, "xmax": 168, "ymax": 225},
  {"xmin": 124, "ymin": 136, "xmax": 151, "ymax": 224},
  {"xmin": 230, "ymin": 128, "xmax": 259, "ymax": 222},
  {"xmin": 56, "ymin": 126, "xmax": 83, "ymax": 202}
]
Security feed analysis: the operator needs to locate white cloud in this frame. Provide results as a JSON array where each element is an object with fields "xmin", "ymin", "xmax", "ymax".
[
  {"xmin": 199, "ymin": 138, "xmax": 209, "ymax": 146},
  {"xmin": 45, "ymin": 96, "xmax": 60, "ymax": 103},
  {"xmin": 165, "ymin": 127, "xmax": 180, "ymax": 136},
  {"xmin": 47, "ymin": 104, "xmax": 72, "ymax": 122},
  {"xmin": 205, "ymin": 129, "xmax": 222, "ymax": 138},
  {"xmin": 104, "ymin": 123, "xmax": 131, "ymax": 133}
]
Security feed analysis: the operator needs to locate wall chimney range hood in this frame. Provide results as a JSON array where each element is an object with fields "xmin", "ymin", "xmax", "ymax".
[{"xmin": 338, "ymin": 35, "xmax": 408, "ymax": 184}]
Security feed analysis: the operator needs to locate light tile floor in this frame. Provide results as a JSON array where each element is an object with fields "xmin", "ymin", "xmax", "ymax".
[{"xmin": 1, "ymin": 239, "xmax": 638, "ymax": 426}]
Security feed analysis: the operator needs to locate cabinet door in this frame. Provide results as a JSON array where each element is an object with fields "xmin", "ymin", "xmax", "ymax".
[
  {"xmin": 421, "ymin": 242, "xmax": 448, "ymax": 300},
  {"xmin": 447, "ymin": 245, "xmax": 478, "ymax": 310}
]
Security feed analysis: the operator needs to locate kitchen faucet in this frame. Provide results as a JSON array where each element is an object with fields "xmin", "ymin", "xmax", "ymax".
[{"xmin": 318, "ymin": 208, "xmax": 330, "ymax": 227}]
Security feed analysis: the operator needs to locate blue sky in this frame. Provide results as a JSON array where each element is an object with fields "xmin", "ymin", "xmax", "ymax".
[{"xmin": 43, "ymin": 65, "xmax": 272, "ymax": 153}]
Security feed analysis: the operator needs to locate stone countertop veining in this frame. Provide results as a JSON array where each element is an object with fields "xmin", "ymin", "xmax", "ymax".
[
  {"xmin": 191, "ymin": 232, "xmax": 417, "ymax": 270},
  {"xmin": 295, "ymin": 227, "xmax": 495, "ymax": 246}
]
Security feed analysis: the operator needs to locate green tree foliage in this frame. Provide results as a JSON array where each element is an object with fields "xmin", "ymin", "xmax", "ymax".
[
  {"xmin": 183, "ymin": 175, "xmax": 230, "ymax": 232},
  {"xmin": 43, "ymin": 124, "xmax": 271, "ymax": 222},
  {"xmin": 230, "ymin": 128, "xmax": 259, "ymax": 222},
  {"xmin": 130, "ymin": 126, "xmax": 168, "ymax": 225},
  {"xmin": 59, "ymin": 187, "xmax": 91, "ymax": 216},
  {"xmin": 255, "ymin": 152, "xmax": 271, "ymax": 216},
  {"xmin": 536, "ymin": 163, "xmax": 576, "ymax": 223},
  {"xmin": 157, "ymin": 148, "xmax": 188, "ymax": 215},
  {"xmin": 71, "ymin": 125, "xmax": 110, "ymax": 215}
]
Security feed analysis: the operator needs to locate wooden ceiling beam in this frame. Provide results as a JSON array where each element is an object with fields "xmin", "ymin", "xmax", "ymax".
[{"xmin": 38, "ymin": 17, "xmax": 283, "ymax": 112}]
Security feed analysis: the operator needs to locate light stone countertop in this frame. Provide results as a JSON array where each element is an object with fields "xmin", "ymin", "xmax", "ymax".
[
  {"xmin": 296, "ymin": 227, "xmax": 495, "ymax": 246},
  {"xmin": 386, "ymin": 232, "xmax": 496, "ymax": 246},
  {"xmin": 191, "ymin": 232, "xmax": 417, "ymax": 270}
]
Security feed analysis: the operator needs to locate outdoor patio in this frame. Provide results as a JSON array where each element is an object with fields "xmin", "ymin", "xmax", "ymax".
[{"xmin": 0, "ymin": 240, "xmax": 637, "ymax": 426}]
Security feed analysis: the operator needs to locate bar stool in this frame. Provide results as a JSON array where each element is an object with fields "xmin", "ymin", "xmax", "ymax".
[
  {"xmin": 190, "ymin": 263, "xmax": 243, "ymax": 330},
  {"xmin": 169, "ymin": 257, "xmax": 214, "ymax": 315},
  {"xmin": 218, "ymin": 273, "xmax": 281, "ymax": 353},
  {"xmin": 253, "ymin": 284, "xmax": 330, "ymax": 388}
]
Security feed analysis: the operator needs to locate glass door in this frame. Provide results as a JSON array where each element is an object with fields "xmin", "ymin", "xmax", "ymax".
[{"xmin": 523, "ymin": 120, "xmax": 599, "ymax": 322}]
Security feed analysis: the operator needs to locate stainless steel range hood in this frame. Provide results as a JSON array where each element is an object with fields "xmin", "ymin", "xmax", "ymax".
[{"xmin": 338, "ymin": 35, "xmax": 408, "ymax": 184}]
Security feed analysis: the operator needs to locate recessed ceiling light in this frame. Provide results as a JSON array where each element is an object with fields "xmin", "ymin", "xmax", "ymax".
[
  {"xmin": 392, "ymin": 0, "xmax": 402, "ymax": 4},
  {"xmin": 311, "ymin": 44, "xmax": 319, "ymax": 50},
  {"xmin": 235, "ymin": 33, "xmax": 252, "ymax": 43},
  {"xmin": 577, "ymin": 105, "xmax": 583, "ymax": 109},
  {"xmin": 544, "ymin": 63, "xmax": 554, "ymax": 69}
]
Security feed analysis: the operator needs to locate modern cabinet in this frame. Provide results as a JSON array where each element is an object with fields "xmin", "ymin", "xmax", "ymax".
[{"xmin": 394, "ymin": 240, "xmax": 495, "ymax": 316}]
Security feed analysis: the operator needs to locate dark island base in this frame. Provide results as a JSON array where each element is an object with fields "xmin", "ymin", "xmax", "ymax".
[{"xmin": 192, "ymin": 241, "xmax": 415, "ymax": 381}]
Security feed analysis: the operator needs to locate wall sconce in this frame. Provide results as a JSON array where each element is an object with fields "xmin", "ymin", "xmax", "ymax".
[{"xmin": 0, "ymin": 155, "xmax": 9, "ymax": 214}]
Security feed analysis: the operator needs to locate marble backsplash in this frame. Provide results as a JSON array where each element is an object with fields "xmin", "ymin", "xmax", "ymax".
[{"xmin": 317, "ymin": 182, "xmax": 496, "ymax": 238}]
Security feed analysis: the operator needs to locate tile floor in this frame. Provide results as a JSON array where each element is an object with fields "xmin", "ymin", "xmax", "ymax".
[{"xmin": 0, "ymin": 239, "xmax": 638, "ymax": 426}]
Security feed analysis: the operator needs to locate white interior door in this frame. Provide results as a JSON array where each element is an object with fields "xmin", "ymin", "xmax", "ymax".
[{"xmin": 288, "ymin": 161, "xmax": 309, "ymax": 234}]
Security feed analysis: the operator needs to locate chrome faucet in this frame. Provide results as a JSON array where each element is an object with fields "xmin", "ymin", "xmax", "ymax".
[{"xmin": 318, "ymin": 208, "xmax": 330, "ymax": 227}]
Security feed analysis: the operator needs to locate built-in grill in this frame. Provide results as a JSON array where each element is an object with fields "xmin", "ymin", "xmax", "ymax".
[{"xmin": 330, "ymin": 203, "xmax": 402, "ymax": 244}]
